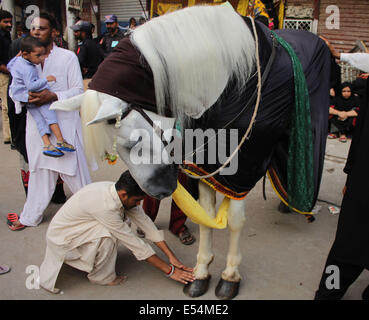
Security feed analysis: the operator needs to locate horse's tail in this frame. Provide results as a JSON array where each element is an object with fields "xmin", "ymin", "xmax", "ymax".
[{"xmin": 80, "ymin": 90, "xmax": 112, "ymax": 167}]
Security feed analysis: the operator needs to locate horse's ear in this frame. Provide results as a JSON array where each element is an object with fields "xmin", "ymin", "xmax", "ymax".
[
  {"xmin": 86, "ymin": 96, "xmax": 128, "ymax": 126},
  {"xmin": 50, "ymin": 93, "xmax": 85, "ymax": 111}
]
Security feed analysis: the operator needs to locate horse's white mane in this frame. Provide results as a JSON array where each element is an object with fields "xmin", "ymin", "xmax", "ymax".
[{"xmin": 130, "ymin": 5, "xmax": 255, "ymax": 122}]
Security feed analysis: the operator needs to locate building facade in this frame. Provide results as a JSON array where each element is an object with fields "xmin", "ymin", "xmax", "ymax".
[
  {"xmin": 1, "ymin": 0, "xmax": 367, "ymax": 75},
  {"xmin": 283, "ymin": 0, "xmax": 369, "ymax": 53}
]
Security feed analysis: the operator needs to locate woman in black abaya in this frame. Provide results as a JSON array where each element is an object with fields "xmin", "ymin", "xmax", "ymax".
[{"xmin": 315, "ymin": 38, "xmax": 369, "ymax": 300}]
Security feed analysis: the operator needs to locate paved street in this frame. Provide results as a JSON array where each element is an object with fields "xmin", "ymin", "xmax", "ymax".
[{"xmin": 0, "ymin": 115, "xmax": 368, "ymax": 300}]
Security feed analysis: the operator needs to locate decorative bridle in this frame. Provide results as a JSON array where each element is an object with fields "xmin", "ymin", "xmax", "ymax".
[{"xmin": 117, "ymin": 103, "xmax": 171, "ymax": 148}]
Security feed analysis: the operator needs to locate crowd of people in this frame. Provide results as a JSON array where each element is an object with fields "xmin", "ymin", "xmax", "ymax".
[{"xmin": 0, "ymin": 8, "xmax": 367, "ymax": 299}]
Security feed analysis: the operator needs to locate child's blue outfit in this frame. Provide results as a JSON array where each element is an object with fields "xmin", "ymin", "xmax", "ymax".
[{"xmin": 7, "ymin": 56, "xmax": 57, "ymax": 137}]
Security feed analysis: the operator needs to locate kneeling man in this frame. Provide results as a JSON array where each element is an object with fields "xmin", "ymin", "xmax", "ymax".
[{"xmin": 40, "ymin": 170, "xmax": 195, "ymax": 293}]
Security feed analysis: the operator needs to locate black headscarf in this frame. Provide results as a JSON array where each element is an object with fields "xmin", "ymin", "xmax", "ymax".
[{"xmin": 334, "ymin": 82, "xmax": 360, "ymax": 112}]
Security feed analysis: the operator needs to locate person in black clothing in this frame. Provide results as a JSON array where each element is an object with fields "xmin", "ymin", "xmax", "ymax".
[
  {"xmin": 71, "ymin": 20, "xmax": 103, "ymax": 80},
  {"xmin": 330, "ymin": 56, "xmax": 342, "ymax": 97},
  {"xmin": 316, "ymin": 75, "xmax": 369, "ymax": 300},
  {"xmin": 329, "ymin": 82, "xmax": 359, "ymax": 142},
  {"xmin": 352, "ymin": 74, "xmax": 368, "ymax": 110},
  {"xmin": 7, "ymin": 28, "xmax": 28, "ymax": 153},
  {"xmin": 99, "ymin": 15, "xmax": 125, "ymax": 58},
  {"xmin": 315, "ymin": 38, "xmax": 369, "ymax": 300},
  {"xmin": 0, "ymin": 9, "xmax": 13, "ymax": 144}
]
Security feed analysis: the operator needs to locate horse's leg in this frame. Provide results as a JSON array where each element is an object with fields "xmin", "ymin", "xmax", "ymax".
[
  {"xmin": 183, "ymin": 182, "xmax": 216, "ymax": 298},
  {"xmin": 215, "ymin": 198, "xmax": 246, "ymax": 300}
]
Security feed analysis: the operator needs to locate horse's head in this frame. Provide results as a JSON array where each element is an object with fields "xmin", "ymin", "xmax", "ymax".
[{"xmin": 50, "ymin": 90, "xmax": 179, "ymax": 200}]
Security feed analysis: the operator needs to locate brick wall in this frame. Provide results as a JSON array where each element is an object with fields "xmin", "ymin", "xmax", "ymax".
[{"xmin": 317, "ymin": 0, "xmax": 369, "ymax": 53}]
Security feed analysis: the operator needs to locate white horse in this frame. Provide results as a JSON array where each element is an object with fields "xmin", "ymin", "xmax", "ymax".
[{"xmin": 51, "ymin": 5, "xmax": 330, "ymax": 299}]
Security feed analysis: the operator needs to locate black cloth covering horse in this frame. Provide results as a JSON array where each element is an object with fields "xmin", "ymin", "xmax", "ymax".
[
  {"xmin": 191, "ymin": 19, "xmax": 330, "ymax": 212},
  {"xmin": 89, "ymin": 17, "xmax": 331, "ymax": 213}
]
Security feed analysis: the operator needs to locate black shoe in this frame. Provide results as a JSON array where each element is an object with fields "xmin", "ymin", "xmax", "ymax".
[
  {"xmin": 362, "ymin": 284, "xmax": 369, "ymax": 300},
  {"xmin": 4, "ymin": 140, "xmax": 10, "ymax": 144}
]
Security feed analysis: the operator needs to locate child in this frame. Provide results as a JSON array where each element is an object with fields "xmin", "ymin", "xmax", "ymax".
[{"xmin": 7, "ymin": 36, "xmax": 75, "ymax": 157}]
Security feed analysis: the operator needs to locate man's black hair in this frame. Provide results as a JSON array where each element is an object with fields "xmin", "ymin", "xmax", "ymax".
[
  {"xmin": 115, "ymin": 170, "xmax": 146, "ymax": 197},
  {"xmin": 20, "ymin": 36, "xmax": 44, "ymax": 52},
  {"xmin": 0, "ymin": 9, "xmax": 12, "ymax": 21},
  {"xmin": 37, "ymin": 12, "xmax": 57, "ymax": 30}
]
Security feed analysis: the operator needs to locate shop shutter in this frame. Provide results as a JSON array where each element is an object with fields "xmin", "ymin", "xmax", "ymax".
[{"xmin": 100, "ymin": 0, "xmax": 145, "ymax": 24}]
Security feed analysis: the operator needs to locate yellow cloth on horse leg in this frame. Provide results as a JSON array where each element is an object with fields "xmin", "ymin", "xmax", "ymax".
[{"xmin": 172, "ymin": 181, "xmax": 229, "ymax": 229}]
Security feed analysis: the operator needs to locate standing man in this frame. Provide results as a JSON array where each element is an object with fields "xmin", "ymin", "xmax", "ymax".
[
  {"xmin": 0, "ymin": 9, "xmax": 12, "ymax": 144},
  {"xmin": 7, "ymin": 24, "xmax": 67, "ymax": 202},
  {"xmin": 99, "ymin": 14, "xmax": 125, "ymax": 58},
  {"xmin": 7, "ymin": 12, "xmax": 91, "ymax": 231},
  {"xmin": 70, "ymin": 20, "xmax": 103, "ymax": 89},
  {"xmin": 39, "ymin": 170, "xmax": 195, "ymax": 293}
]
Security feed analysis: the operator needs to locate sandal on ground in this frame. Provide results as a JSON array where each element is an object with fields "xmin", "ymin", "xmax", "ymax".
[
  {"xmin": 177, "ymin": 226, "xmax": 196, "ymax": 245},
  {"xmin": 339, "ymin": 136, "xmax": 347, "ymax": 143},
  {"xmin": 0, "ymin": 265, "xmax": 11, "ymax": 275},
  {"xmin": 136, "ymin": 227, "xmax": 146, "ymax": 238},
  {"xmin": 327, "ymin": 133, "xmax": 337, "ymax": 139},
  {"xmin": 7, "ymin": 213, "xmax": 26, "ymax": 231},
  {"xmin": 56, "ymin": 140, "xmax": 76, "ymax": 152},
  {"xmin": 43, "ymin": 144, "xmax": 64, "ymax": 157}
]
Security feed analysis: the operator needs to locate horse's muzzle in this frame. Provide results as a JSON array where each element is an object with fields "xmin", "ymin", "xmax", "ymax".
[{"xmin": 144, "ymin": 164, "xmax": 178, "ymax": 200}]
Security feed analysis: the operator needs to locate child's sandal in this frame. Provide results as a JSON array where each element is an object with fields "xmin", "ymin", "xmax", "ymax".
[
  {"xmin": 43, "ymin": 145, "xmax": 64, "ymax": 157},
  {"xmin": 56, "ymin": 141, "xmax": 76, "ymax": 152}
]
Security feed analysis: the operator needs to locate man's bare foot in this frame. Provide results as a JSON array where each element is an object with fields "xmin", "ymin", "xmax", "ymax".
[{"xmin": 106, "ymin": 275, "xmax": 127, "ymax": 286}]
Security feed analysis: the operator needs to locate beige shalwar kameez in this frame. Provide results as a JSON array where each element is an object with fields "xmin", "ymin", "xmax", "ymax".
[{"xmin": 39, "ymin": 181, "xmax": 164, "ymax": 293}]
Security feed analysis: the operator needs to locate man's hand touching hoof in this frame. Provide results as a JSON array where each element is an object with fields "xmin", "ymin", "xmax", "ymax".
[{"xmin": 170, "ymin": 266, "xmax": 195, "ymax": 285}]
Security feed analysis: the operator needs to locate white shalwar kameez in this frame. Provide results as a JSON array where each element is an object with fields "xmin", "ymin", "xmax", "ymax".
[
  {"xmin": 19, "ymin": 44, "xmax": 92, "ymax": 227},
  {"xmin": 40, "ymin": 182, "xmax": 164, "ymax": 293}
]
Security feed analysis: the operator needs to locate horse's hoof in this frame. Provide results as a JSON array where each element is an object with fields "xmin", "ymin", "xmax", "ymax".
[
  {"xmin": 215, "ymin": 278, "xmax": 240, "ymax": 300},
  {"xmin": 183, "ymin": 275, "xmax": 211, "ymax": 298}
]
